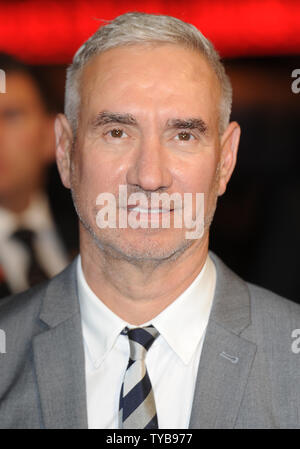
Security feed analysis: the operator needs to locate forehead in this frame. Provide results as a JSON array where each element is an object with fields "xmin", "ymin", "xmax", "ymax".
[
  {"xmin": 79, "ymin": 43, "xmax": 221, "ymax": 122},
  {"xmin": 1, "ymin": 72, "xmax": 44, "ymax": 110}
]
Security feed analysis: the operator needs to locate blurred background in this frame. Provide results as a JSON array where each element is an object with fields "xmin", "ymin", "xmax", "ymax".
[{"xmin": 0, "ymin": 0, "xmax": 299, "ymax": 303}]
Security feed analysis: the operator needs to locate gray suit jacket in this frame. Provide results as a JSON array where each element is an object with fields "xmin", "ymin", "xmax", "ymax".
[{"xmin": 0, "ymin": 251, "xmax": 300, "ymax": 429}]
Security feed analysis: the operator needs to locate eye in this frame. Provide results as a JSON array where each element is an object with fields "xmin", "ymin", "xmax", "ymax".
[
  {"xmin": 107, "ymin": 128, "xmax": 127, "ymax": 138},
  {"xmin": 175, "ymin": 131, "xmax": 195, "ymax": 141},
  {"xmin": 3, "ymin": 108, "xmax": 24, "ymax": 121}
]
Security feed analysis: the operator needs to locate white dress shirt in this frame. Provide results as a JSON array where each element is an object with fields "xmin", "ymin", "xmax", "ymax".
[
  {"xmin": 77, "ymin": 252, "xmax": 216, "ymax": 429},
  {"xmin": 0, "ymin": 193, "xmax": 69, "ymax": 293}
]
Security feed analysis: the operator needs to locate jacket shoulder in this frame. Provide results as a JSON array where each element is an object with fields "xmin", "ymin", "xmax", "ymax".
[
  {"xmin": 0, "ymin": 259, "xmax": 77, "ymax": 332},
  {"xmin": 0, "ymin": 281, "xmax": 49, "ymax": 342},
  {"xmin": 240, "ymin": 281, "xmax": 300, "ymax": 365},
  {"xmin": 247, "ymin": 281, "xmax": 300, "ymax": 321}
]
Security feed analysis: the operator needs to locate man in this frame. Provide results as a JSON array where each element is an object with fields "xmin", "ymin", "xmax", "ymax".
[
  {"xmin": 0, "ymin": 12, "xmax": 299, "ymax": 429},
  {"xmin": 0, "ymin": 54, "xmax": 77, "ymax": 298}
]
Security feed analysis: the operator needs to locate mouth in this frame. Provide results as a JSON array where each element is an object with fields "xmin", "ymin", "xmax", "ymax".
[{"xmin": 127, "ymin": 206, "xmax": 174, "ymax": 214}]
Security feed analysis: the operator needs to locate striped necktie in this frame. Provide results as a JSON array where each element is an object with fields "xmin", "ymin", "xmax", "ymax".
[
  {"xmin": 119, "ymin": 325, "xmax": 159, "ymax": 429},
  {"xmin": 11, "ymin": 228, "xmax": 49, "ymax": 286}
]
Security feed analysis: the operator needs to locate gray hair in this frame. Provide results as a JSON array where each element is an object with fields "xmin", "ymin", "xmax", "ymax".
[{"xmin": 65, "ymin": 12, "xmax": 232, "ymax": 136}]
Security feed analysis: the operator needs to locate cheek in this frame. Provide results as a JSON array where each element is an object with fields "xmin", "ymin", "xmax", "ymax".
[
  {"xmin": 177, "ymin": 153, "xmax": 219, "ymax": 195},
  {"xmin": 5, "ymin": 127, "xmax": 44, "ymax": 177},
  {"xmin": 5, "ymin": 127, "xmax": 43, "ymax": 172},
  {"xmin": 178, "ymin": 156, "xmax": 220, "ymax": 218},
  {"xmin": 73, "ymin": 148, "xmax": 122, "ymax": 208},
  {"xmin": 15, "ymin": 117, "xmax": 43, "ymax": 145}
]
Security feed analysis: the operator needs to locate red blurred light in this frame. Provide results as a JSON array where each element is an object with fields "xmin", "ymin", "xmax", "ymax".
[{"xmin": 0, "ymin": 0, "xmax": 299, "ymax": 64}]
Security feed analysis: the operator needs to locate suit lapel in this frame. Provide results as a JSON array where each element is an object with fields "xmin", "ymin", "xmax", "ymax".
[
  {"xmin": 189, "ymin": 252, "xmax": 257, "ymax": 429},
  {"xmin": 189, "ymin": 320, "xmax": 256, "ymax": 428},
  {"xmin": 32, "ymin": 251, "xmax": 256, "ymax": 429},
  {"xmin": 33, "ymin": 259, "xmax": 88, "ymax": 429}
]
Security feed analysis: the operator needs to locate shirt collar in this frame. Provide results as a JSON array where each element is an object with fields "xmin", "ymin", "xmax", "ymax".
[
  {"xmin": 0, "ymin": 192, "xmax": 54, "ymax": 240},
  {"xmin": 150, "ymin": 255, "xmax": 216, "ymax": 364},
  {"xmin": 77, "ymin": 253, "xmax": 216, "ymax": 368},
  {"xmin": 77, "ymin": 256, "xmax": 128, "ymax": 368}
]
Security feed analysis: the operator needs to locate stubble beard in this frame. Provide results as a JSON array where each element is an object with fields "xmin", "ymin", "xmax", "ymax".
[{"xmin": 69, "ymin": 160, "xmax": 220, "ymax": 268}]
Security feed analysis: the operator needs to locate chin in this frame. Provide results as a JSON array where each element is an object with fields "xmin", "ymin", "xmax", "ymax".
[{"xmin": 94, "ymin": 227, "xmax": 194, "ymax": 263}]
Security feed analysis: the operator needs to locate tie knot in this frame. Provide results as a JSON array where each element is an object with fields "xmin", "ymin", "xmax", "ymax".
[
  {"xmin": 122, "ymin": 326, "xmax": 159, "ymax": 361},
  {"xmin": 11, "ymin": 228, "xmax": 35, "ymax": 248}
]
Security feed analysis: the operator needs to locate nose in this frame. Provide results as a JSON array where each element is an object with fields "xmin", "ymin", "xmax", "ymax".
[{"xmin": 126, "ymin": 134, "xmax": 172, "ymax": 192}]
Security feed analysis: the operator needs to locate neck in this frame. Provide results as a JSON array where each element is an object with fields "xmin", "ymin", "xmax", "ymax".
[
  {"xmin": 0, "ymin": 190, "xmax": 37, "ymax": 214},
  {"xmin": 80, "ymin": 229, "xmax": 209, "ymax": 325}
]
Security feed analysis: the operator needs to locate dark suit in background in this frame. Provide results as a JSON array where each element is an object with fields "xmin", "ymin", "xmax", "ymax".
[
  {"xmin": 0, "ymin": 54, "xmax": 78, "ymax": 298},
  {"xmin": 0, "ymin": 252, "xmax": 299, "ymax": 428}
]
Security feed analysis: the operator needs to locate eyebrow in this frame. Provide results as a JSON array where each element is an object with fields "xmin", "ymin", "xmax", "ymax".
[
  {"xmin": 90, "ymin": 111, "xmax": 208, "ymax": 135},
  {"xmin": 166, "ymin": 118, "xmax": 208, "ymax": 135},
  {"xmin": 91, "ymin": 111, "xmax": 137, "ymax": 128}
]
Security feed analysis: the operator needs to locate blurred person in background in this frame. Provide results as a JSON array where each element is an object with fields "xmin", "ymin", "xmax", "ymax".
[
  {"xmin": 0, "ymin": 53, "xmax": 76, "ymax": 298},
  {"xmin": 0, "ymin": 12, "xmax": 299, "ymax": 429}
]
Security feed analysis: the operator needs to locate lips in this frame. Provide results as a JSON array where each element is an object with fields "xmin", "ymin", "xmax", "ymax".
[{"xmin": 126, "ymin": 206, "xmax": 174, "ymax": 213}]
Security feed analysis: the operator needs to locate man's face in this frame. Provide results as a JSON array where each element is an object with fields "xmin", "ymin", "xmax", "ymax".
[
  {"xmin": 63, "ymin": 43, "xmax": 237, "ymax": 262},
  {"xmin": 0, "ymin": 72, "xmax": 53, "ymax": 201}
]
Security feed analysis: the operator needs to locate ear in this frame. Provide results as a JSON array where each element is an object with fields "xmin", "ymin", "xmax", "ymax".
[
  {"xmin": 217, "ymin": 121, "xmax": 241, "ymax": 196},
  {"xmin": 41, "ymin": 115, "xmax": 56, "ymax": 164},
  {"xmin": 54, "ymin": 113, "xmax": 73, "ymax": 189}
]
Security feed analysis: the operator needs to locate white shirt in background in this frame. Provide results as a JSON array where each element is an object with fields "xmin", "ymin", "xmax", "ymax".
[
  {"xmin": 77, "ymin": 252, "xmax": 216, "ymax": 429},
  {"xmin": 0, "ymin": 192, "xmax": 69, "ymax": 293}
]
